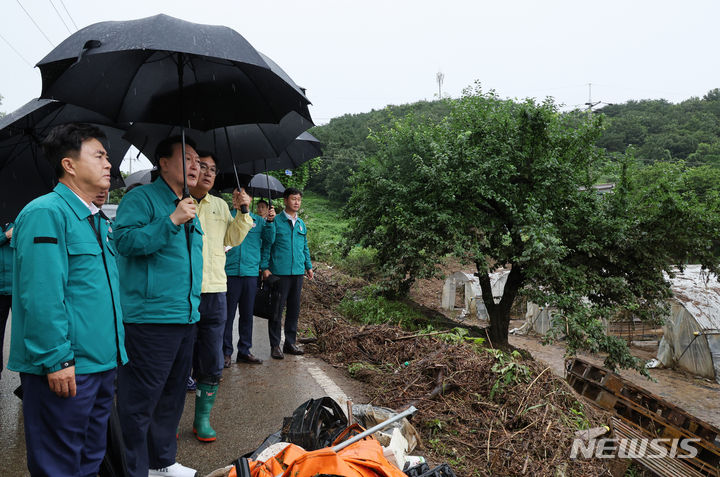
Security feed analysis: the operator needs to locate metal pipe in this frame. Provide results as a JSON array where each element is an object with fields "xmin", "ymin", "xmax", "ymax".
[{"xmin": 331, "ymin": 406, "xmax": 417, "ymax": 453}]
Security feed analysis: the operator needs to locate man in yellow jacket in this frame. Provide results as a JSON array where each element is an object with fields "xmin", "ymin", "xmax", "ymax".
[{"xmin": 189, "ymin": 150, "xmax": 253, "ymax": 442}]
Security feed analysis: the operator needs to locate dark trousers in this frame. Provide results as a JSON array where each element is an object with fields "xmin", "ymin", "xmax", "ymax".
[
  {"xmin": 223, "ymin": 276, "xmax": 258, "ymax": 357},
  {"xmin": 269, "ymin": 275, "xmax": 304, "ymax": 347},
  {"xmin": 117, "ymin": 323, "xmax": 194, "ymax": 476},
  {"xmin": 0, "ymin": 294, "xmax": 10, "ymax": 377},
  {"xmin": 193, "ymin": 292, "xmax": 227, "ymax": 384},
  {"xmin": 21, "ymin": 368, "xmax": 116, "ymax": 477}
]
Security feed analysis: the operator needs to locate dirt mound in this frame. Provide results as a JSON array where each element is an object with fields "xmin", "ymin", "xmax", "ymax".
[{"xmin": 300, "ymin": 266, "xmax": 610, "ymax": 476}]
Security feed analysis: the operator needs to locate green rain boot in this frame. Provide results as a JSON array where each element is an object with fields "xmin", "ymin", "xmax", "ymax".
[{"xmin": 193, "ymin": 382, "xmax": 218, "ymax": 442}]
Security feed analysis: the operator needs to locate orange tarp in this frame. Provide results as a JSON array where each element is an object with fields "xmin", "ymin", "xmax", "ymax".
[{"xmin": 230, "ymin": 437, "xmax": 408, "ymax": 477}]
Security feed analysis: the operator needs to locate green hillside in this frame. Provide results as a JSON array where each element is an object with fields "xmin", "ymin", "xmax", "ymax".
[{"xmin": 306, "ymin": 89, "xmax": 720, "ymax": 204}]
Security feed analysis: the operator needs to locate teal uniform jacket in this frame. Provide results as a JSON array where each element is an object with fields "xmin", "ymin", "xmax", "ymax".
[
  {"xmin": 225, "ymin": 210, "xmax": 275, "ymax": 277},
  {"xmin": 0, "ymin": 222, "xmax": 13, "ymax": 295},
  {"xmin": 8, "ymin": 183, "xmax": 127, "ymax": 375},
  {"xmin": 114, "ymin": 177, "xmax": 203, "ymax": 324},
  {"xmin": 266, "ymin": 212, "xmax": 312, "ymax": 276}
]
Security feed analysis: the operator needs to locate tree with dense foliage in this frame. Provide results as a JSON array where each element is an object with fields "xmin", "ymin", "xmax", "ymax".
[
  {"xmin": 308, "ymin": 100, "xmax": 451, "ymax": 201},
  {"xmin": 346, "ymin": 86, "xmax": 719, "ymax": 371}
]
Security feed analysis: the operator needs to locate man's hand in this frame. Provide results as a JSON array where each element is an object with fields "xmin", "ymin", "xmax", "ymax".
[
  {"xmin": 266, "ymin": 206, "xmax": 276, "ymax": 222},
  {"xmin": 233, "ymin": 188, "xmax": 251, "ymax": 210},
  {"xmin": 4, "ymin": 227, "xmax": 12, "ymax": 240},
  {"xmin": 306, "ymin": 269, "xmax": 314, "ymax": 280},
  {"xmin": 170, "ymin": 197, "xmax": 196, "ymax": 225},
  {"xmin": 47, "ymin": 366, "xmax": 76, "ymax": 398},
  {"xmin": 262, "ymin": 269, "xmax": 272, "ymax": 280}
]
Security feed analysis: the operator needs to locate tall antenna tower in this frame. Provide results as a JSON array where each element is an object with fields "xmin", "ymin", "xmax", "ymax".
[
  {"xmin": 585, "ymin": 83, "xmax": 601, "ymax": 117},
  {"xmin": 436, "ymin": 71, "xmax": 444, "ymax": 99}
]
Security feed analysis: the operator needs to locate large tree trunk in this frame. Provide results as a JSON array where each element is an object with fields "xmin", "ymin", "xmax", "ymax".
[{"xmin": 476, "ymin": 263, "xmax": 524, "ymax": 347}]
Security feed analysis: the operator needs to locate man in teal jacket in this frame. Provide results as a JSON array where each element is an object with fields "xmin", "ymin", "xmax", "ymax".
[
  {"xmin": 8, "ymin": 123, "xmax": 127, "ymax": 477},
  {"xmin": 223, "ymin": 189, "xmax": 276, "ymax": 366},
  {"xmin": 114, "ymin": 136, "xmax": 202, "ymax": 477},
  {"xmin": 0, "ymin": 221, "xmax": 13, "ymax": 381},
  {"xmin": 262, "ymin": 188, "xmax": 313, "ymax": 359}
]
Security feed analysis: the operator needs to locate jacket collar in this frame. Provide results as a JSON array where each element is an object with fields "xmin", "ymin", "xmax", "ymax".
[
  {"xmin": 153, "ymin": 176, "xmax": 183, "ymax": 202},
  {"xmin": 53, "ymin": 182, "xmax": 94, "ymax": 220}
]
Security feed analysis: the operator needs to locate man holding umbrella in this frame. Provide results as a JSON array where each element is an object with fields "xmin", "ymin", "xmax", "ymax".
[
  {"xmin": 113, "ymin": 136, "xmax": 203, "ymax": 477},
  {"xmin": 8, "ymin": 123, "xmax": 127, "ymax": 477},
  {"xmin": 187, "ymin": 151, "xmax": 253, "ymax": 442},
  {"xmin": 223, "ymin": 188, "xmax": 276, "ymax": 367}
]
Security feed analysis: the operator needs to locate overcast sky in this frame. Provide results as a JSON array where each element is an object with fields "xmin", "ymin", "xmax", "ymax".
[{"xmin": 1, "ymin": 0, "xmax": 718, "ymax": 170}]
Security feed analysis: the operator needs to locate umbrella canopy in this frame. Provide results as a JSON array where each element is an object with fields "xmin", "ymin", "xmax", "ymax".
[
  {"xmin": 212, "ymin": 132, "xmax": 322, "ymax": 192},
  {"xmin": 123, "ymin": 111, "xmax": 314, "ymax": 171},
  {"xmin": 233, "ymin": 131, "xmax": 322, "ymax": 176},
  {"xmin": 246, "ymin": 174, "xmax": 285, "ymax": 200},
  {"xmin": 37, "ymin": 14, "xmax": 311, "ymax": 130},
  {"xmin": 123, "ymin": 168, "xmax": 157, "ymax": 189},
  {"xmin": 0, "ymin": 98, "xmax": 130, "ymax": 223}
]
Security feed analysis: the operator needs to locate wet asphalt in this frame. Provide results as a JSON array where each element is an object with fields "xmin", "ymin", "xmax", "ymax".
[{"xmin": 0, "ymin": 314, "xmax": 366, "ymax": 477}]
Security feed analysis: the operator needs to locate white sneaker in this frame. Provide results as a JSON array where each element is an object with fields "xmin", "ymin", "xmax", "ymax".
[{"xmin": 148, "ymin": 462, "xmax": 198, "ymax": 477}]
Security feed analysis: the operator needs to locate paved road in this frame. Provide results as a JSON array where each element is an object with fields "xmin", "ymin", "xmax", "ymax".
[{"xmin": 0, "ymin": 315, "xmax": 366, "ymax": 476}]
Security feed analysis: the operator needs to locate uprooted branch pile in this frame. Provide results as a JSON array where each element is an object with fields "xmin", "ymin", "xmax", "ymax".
[{"xmin": 300, "ymin": 268, "xmax": 610, "ymax": 476}]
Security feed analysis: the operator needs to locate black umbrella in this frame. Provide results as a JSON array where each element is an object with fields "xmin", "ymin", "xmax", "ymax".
[
  {"xmin": 0, "ymin": 98, "xmax": 130, "ymax": 224},
  {"xmin": 123, "ymin": 112, "xmax": 314, "ymax": 172},
  {"xmin": 213, "ymin": 132, "xmax": 322, "ymax": 191},
  {"xmin": 246, "ymin": 174, "xmax": 285, "ymax": 200},
  {"xmin": 232, "ymin": 132, "xmax": 322, "ymax": 176},
  {"xmin": 37, "ymin": 14, "xmax": 312, "ymax": 197},
  {"xmin": 37, "ymin": 14, "xmax": 311, "ymax": 129}
]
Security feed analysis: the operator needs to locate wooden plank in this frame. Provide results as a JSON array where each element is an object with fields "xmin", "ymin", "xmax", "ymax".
[{"xmin": 566, "ymin": 358, "xmax": 720, "ymax": 473}]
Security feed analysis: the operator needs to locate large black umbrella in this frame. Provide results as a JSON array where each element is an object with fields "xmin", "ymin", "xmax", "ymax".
[
  {"xmin": 37, "ymin": 14, "xmax": 311, "ymax": 129},
  {"xmin": 37, "ymin": 14, "xmax": 311, "ymax": 196},
  {"xmin": 0, "ymin": 98, "xmax": 130, "ymax": 224}
]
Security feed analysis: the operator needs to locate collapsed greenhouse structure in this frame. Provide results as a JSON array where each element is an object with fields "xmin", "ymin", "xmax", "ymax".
[
  {"xmin": 656, "ymin": 265, "xmax": 720, "ymax": 384},
  {"xmin": 444, "ymin": 265, "xmax": 720, "ymax": 384}
]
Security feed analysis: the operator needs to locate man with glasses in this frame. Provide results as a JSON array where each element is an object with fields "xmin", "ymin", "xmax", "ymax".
[
  {"xmin": 187, "ymin": 150, "xmax": 252, "ymax": 443},
  {"xmin": 114, "ymin": 136, "xmax": 203, "ymax": 477}
]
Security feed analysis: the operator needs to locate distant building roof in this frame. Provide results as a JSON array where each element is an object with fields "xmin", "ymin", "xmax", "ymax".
[{"xmin": 578, "ymin": 183, "xmax": 615, "ymax": 194}]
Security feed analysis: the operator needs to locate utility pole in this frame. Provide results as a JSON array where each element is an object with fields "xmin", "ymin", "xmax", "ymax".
[{"xmin": 436, "ymin": 71, "xmax": 444, "ymax": 99}]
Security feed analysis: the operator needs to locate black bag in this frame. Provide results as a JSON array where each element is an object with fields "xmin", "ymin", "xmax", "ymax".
[
  {"xmin": 254, "ymin": 274, "xmax": 281, "ymax": 320},
  {"xmin": 280, "ymin": 397, "xmax": 348, "ymax": 451}
]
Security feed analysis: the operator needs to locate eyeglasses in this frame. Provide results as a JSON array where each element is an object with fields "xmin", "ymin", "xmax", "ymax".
[{"xmin": 199, "ymin": 162, "xmax": 217, "ymax": 175}]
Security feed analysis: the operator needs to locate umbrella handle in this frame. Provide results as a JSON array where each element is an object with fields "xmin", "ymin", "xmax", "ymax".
[
  {"xmin": 225, "ymin": 128, "xmax": 247, "ymax": 213},
  {"xmin": 181, "ymin": 128, "xmax": 190, "ymax": 199},
  {"xmin": 178, "ymin": 54, "xmax": 190, "ymax": 199},
  {"xmin": 265, "ymin": 158, "xmax": 272, "ymax": 206}
]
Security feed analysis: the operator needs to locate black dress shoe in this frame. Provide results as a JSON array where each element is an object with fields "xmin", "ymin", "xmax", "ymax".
[
  {"xmin": 283, "ymin": 343, "xmax": 304, "ymax": 355},
  {"xmin": 236, "ymin": 353, "xmax": 263, "ymax": 364},
  {"xmin": 271, "ymin": 346, "xmax": 284, "ymax": 360}
]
